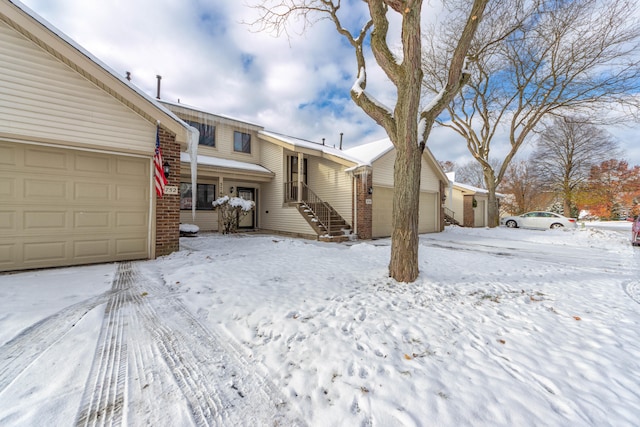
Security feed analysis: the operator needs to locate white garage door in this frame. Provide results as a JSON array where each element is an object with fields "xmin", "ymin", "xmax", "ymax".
[
  {"xmin": 372, "ymin": 187, "xmax": 438, "ymax": 238},
  {"xmin": 0, "ymin": 140, "xmax": 150, "ymax": 271}
]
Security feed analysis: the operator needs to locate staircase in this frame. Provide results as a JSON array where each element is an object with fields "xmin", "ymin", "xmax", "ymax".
[
  {"xmin": 292, "ymin": 183, "xmax": 352, "ymax": 242},
  {"xmin": 444, "ymin": 207, "xmax": 461, "ymax": 226}
]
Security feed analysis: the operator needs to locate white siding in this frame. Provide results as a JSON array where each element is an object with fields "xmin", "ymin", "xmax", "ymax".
[
  {"xmin": 259, "ymin": 143, "xmax": 315, "ymax": 236},
  {"xmin": 0, "ymin": 21, "xmax": 154, "ymax": 153},
  {"xmin": 307, "ymin": 156, "xmax": 352, "ymax": 227}
]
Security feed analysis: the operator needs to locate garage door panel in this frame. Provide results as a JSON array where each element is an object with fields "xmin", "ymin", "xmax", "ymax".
[
  {"xmin": 73, "ymin": 240, "xmax": 110, "ymax": 258},
  {"xmin": 0, "ymin": 145, "xmax": 15, "ymax": 165},
  {"xmin": 24, "ymin": 178, "xmax": 67, "ymax": 198},
  {"xmin": 116, "ymin": 238, "xmax": 147, "ymax": 255},
  {"xmin": 24, "ymin": 210, "xmax": 67, "ymax": 229},
  {"xmin": 116, "ymin": 211, "xmax": 147, "ymax": 227},
  {"xmin": 74, "ymin": 182, "xmax": 111, "ymax": 200},
  {"xmin": 116, "ymin": 184, "xmax": 148, "ymax": 201},
  {"xmin": 0, "ymin": 140, "xmax": 150, "ymax": 271},
  {"xmin": 116, "ymin": 157, "xmax": 148, "ymax": 177},
  {"xmin": 74, "ymin": 211, "xmax": 110, "ymax": 228},
  {"xmin": 0, "ymin": 177, "xmax": 15, "ymax": 197},
  {"xmin": 24, "ymin": 241, "xmax": 67, "ymax": 263},
  {"xmin": 24, "ymin": 147, "xmax": 67, "ymax": 170},
  {"xmin": 74, "ymin": 153, "xmax": 110, "ymax": 173}
]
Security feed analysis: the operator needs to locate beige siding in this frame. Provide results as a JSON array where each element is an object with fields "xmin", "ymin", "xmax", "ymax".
[
  {"xmin": 0, "ymin": 140, "xmax": 149, "ymax": 271},
  {"xmin": 419, "ymin": 192, "xmax": 438, "ymax": 233},
  {"xmin": 259, "ymin": 143, "xmax": 315, "ymax": 236},
  {"xmin": 372, "ymin": 149, "xmax": 441, "ymax": 192},
  {"xmin": 0, "ymin": 21, "xmax": 155, "ymax": 153},
  {"xmin": 180, "ymin": 211, "xmax": 218, "ymax": 232},
  {"xmin": 307, "ymin": 157, "xmax": 352, "ymax": 227},
  {"xmin": 372, "ymin": 186, "xmax": 393, "ymax": 238},
  {"xmin": 373, "ymin": 188, "xmax": 438, "ymax": 237}
]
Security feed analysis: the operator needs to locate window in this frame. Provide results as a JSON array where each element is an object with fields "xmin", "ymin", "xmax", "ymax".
[
  {"xmin": 184, "ymin": 119, "xmax": 215, "ymax": 147},
  {"xmin": 180, "ymin": 183, "xmax": 216, "ymax": 210},
  {"xmin": 234, "ymin": 131, "xmax": 251, "ymax": 153}
]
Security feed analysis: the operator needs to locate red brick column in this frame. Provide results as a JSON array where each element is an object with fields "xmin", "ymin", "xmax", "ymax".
[
  {"xmin": 155, "ymin": 126, "xmax": 180, "ymax": 256},
  {"xmin": 463, "ymin": 194, "xmax": 475, "ymax": 228},
  {"xmin": 354, "ymin": 170, "xmax": 373, "ymax": 239}
]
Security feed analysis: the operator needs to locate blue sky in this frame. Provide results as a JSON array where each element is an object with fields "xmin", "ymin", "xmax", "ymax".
[{"xmin": 18, "ymin": 0, "xmax": 640, "ymax": 168}]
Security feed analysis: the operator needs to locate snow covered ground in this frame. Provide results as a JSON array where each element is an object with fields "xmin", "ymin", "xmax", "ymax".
[{"xmin": 0, "ymin": 222, "xmax": 638, "ymax": 426}]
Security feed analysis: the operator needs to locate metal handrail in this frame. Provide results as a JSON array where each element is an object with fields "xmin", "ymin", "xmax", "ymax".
[{"xmin": 284, "ymin": 181, "xmax": 333, "ymax": 233}]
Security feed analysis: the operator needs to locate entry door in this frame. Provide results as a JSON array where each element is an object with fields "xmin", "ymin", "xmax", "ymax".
[{"xmin": 237, "ymin": 188, "xmax": 255, "ymax": 229}]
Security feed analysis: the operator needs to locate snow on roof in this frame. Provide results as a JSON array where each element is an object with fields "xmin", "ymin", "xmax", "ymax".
[
  {"xmin": 180, "ymin": 152, "xmax": 273, "ymax": 175},
  {"xmin": 7, "ymin": 0, "xmax": 190, "ymax": 133},
  {"xmin": 343, "ymin": 138, "xmax": 394, "ymax": 165},
  {"xmin": 453, "ymin": 181, "xmax": 505, "ymax": 198},
  {"xmin": 160, "ymin": 100, "xmax": 263, "ymax": 130},
  {"xmin": 259, "ymin": 130, "xmax": 365, "ymax": 166}
]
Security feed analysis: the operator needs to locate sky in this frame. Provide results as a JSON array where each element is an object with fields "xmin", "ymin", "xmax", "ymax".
[
  {"xmin": 1, "ymin": 223, "xmax": 639, "ymax": 425},
  {"xmin": 17, "ymin": 0, "xmax": 640, "ymax": 168}
]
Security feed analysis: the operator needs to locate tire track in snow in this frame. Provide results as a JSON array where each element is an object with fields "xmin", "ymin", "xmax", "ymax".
[
  {"xmin": 0, "ymin": 289, "xmax": 116, "ymax": 395},
  {"xmin": 133, "ymin": 264, "xmax": 305, "ymax": 426},
  {"xmin": 76, "ymin": 262, "xmax": 132, "ymax": 427},
  {"xmin": 622, "ymin": 280, "xmax": 640, "ymax": 305}
]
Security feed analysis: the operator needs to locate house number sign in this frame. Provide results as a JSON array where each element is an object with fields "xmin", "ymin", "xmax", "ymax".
[{"xmin": 164, "ymin": 186, "xmax": 178, "ymax": 195}]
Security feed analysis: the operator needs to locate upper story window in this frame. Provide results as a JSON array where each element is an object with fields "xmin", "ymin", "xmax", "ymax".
[
  {"xmin": 234, "ymin": 131, "xmax": 251, "ymax": 153},
  {"xmin": 184, "ymin": 119, "xmax": 215, "ymax": 147}
]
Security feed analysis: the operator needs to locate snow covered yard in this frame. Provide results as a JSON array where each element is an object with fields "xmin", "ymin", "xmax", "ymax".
[{"xmin": 0, "ymin": 224, "xmax": 639, "ymax": 426}]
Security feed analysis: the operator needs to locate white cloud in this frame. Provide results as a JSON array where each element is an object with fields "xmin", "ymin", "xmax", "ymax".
[{"xmin": 18, "ymin": 0, "xmax": 640, "ymax": 165}]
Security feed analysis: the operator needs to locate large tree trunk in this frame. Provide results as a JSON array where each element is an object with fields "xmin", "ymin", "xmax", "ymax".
[
  {"xmin": 389, "ymin": 141, "xmax": 422, "ymax": 282},
  {"xmin": 484, "ymin": 169, "xmax": 500, "ymax": 227}
]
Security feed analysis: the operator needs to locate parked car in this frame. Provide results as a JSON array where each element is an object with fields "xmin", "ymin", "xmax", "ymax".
[
  {"xmin": 501, "ymin": 211, "xmax": 578, "ymax": 230},
  {"xmin": 632, "ymin": 216, "xmax": 640, "ymax": 247}
]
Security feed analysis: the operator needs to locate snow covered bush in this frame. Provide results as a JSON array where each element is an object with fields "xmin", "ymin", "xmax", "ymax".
[{"xmin": 212, "ymin": 196, "xmax": 255, "ymax": 234}]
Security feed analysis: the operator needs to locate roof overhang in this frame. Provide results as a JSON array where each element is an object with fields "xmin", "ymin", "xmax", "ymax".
[{"xmin": 1, "ymin": 0, "xmax": 191, "ymax": 145}]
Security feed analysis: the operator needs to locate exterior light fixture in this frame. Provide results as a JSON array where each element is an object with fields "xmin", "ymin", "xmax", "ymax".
[
  {"xmin": 163, "ymin": 161, "xmax": 170, "ymax": 178},
  {"xmin": 368, "ymin": 187, "xmax": 373, "ymax": 195},
  {"xmin": 230, "ymin": 186, "xmax": 235, "ymax": 194}
]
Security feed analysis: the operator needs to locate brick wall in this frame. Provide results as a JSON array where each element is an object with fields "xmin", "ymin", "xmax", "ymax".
[
  {"xmin": 354, "ymin": 171, "xmax": 373, "ymax": 239},
  {"xmin": 155, "ymin": 126, "xmax": 180, "ymax": 256},
  {"xmin": 463, "ymin": 194, "xmax": 475, "ymax": 228}
]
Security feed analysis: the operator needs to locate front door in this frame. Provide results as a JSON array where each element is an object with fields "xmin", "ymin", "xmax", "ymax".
[{"xmin": 238, "ymin": 188, "xmax": 255, "ymax": 229}]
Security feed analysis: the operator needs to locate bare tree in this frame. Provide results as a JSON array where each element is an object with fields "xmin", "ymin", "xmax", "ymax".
[
  {"xmin": 423, "ymin": 0, "xmax": 640, "ymax": 227},
  {"xmin": 531, "ymin": 116, "xmax": 620, "ymax": 216},
  {"xmin": 499, "ymin": 159, "xmax": 546, "ymax": 215},
  {"xmin": 249, "ymin": 0, "xmax": 489, "ymax": 282}
]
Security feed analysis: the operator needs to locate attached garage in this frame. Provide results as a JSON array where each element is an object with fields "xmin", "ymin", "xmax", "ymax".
[
  {"xmin": 372, "ymin": 187, "xmax": 439, "ymax": 238},
  {"xmin": 0, "ymin": 140, "xmax": 150, "ymax": 271}
]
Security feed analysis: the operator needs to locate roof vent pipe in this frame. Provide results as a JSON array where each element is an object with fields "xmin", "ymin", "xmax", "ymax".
[
  {"xmin": 156, "ymin": 75, "xmax": 162, "ymax": 99},
  {"xmin": 339, "ymin": 132, "xmax": 343, "ymax": 150},
  {"xmin": 125, "ymin": 71, "xmax": 131, "ymax": 81},
  {"xmin": 322, "ymin": 138, "xmax": 325, "ymax": 145}
]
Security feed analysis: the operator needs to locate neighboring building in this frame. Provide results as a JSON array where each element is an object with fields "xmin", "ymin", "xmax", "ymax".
[
  {"xmin": 444, "ymin": 172, "xmax": 502, "ymax": 228},
  {"xmin": 0, "ymin": 0, "xmax": 191, "ymax": 272},
  {"xmin": 164, "ymin": 101, "xmax": 449, "ymax": 241}
]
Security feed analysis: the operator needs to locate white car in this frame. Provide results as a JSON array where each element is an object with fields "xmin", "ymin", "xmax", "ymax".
[{"xmin": 501, "ymin": 211, "xmax": 578, "ymax": 230}]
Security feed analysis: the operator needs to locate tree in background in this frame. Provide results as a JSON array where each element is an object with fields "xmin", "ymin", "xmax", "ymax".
[
  {"xmin": 578, "ymin": 160, "xmax": 640, "ymax": 219},
  {"xmin": 249, "ymin": 0, "xmax": 489, "ymax": 282},
  {"xmin": 531, "ymin": 116, "xmax": 620, "ymax": 217},
  {"xmin": 499, "ymin": 160, "xmax": 546, "ymax": 215},
  {"xmin": 423, "ymin": 0, "xmax": 640, "ymax": 227}
]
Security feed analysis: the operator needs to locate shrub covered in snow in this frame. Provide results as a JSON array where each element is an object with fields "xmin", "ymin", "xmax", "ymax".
[{"xmin": 212, "ymin": 196, "xmax": 255, "ymax": 234}]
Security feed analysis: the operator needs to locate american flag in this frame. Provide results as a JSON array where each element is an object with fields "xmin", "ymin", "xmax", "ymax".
[{"xmin": 154, "ymin": 127, "xmax": 167, "ymax": 197}]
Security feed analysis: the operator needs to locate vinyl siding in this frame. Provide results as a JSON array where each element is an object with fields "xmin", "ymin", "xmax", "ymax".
[
  {"xmin": 260, "ymin": 143, "xmax": 315, "ymax": 236},
  {"xmin": 372, "ymin": 149, "xmax": 441, "ymax": 192},
  {"xmin": 0, "ymin": 22, "xmax": 155, "ymax": 154},
  {"xmin": 307, "ymin": 156, "xmax": 352, "ymax": 227}
]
